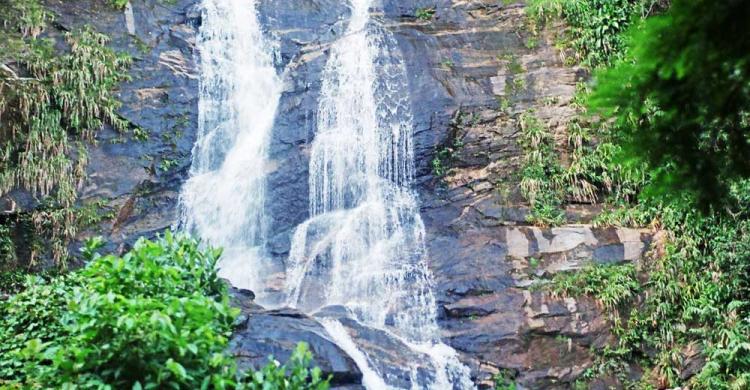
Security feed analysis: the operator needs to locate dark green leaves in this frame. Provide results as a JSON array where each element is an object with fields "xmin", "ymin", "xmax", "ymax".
[
  {"xmin": 244, "ymin": 344, "xmax": 329, "ymax": 390},
  {"xmin": 589, "ymin": 0, "xmax": 750, "ymax": 210},
  {"xmin": 0, "ymin": 234, "xmax": 330, "ymax": 389}
]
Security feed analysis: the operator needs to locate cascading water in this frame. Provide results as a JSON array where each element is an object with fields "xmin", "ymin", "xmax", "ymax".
[
  {"xmin": 180, "ymin": 0, "xmax": 474, "ymax": 387},
  {"xmin": 284, "ymin": 1, "xmax": 474, "ymax": 388},
  {"xmin": 179, "ymin": 0, "xmax": 282, "ymax": 294}
]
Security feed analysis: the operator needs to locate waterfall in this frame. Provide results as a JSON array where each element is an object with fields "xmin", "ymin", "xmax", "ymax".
[
  {"xmin": 284, "ymin": 0, "xmax": 474, "ymax": 388},
  {"xmin": 179, "ymin": 0, "xmax": 475, "ymax": 387},
  {"xmin": 179, "ymin": 0, "xmax": 281, "ymax": 294}
]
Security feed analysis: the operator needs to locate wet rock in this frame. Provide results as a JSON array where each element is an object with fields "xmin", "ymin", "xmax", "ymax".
[
  {"xmin": 314, "ymin": 308, "xmax": 441, "ymax": 389},
  {"xmin": 229, "ymin": 291, "xmax": 362, "ymax": 386}
]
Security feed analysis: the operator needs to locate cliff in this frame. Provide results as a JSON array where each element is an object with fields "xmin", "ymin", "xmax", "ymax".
[{"xmin": 15, "ymin": 1, "xmax": 653, "ymax": 388}]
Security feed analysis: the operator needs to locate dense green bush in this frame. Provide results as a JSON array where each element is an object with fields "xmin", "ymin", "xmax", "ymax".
[
  {"xmin": 244, "ymin": 343, "xmax": 329, "ymax": 390},
  {"xmin": 576, "ymin": 187, "xmax": 749, "ymax": 389},
  {"xmin": 547, "ymin": 190, "xmax": 750, "ymax": 388},
  {"xmin": 590, "ymin": 0, "xmax": 750, "ymax": 209},
  {"xmin": 547, "ymin": 263, "xmax": 639, "ymax": 321},
  {"xmin": 516, "ymin": 99, "xmax": 645, "ymax": 226},
  {"xmin": 0, "ymin": 233, "xmax": 330, "ymax": 389}
]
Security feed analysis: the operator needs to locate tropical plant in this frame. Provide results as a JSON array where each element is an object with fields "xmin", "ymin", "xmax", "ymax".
[{"xmin": 0, "ymin": 233, "xmax": 330, "ymax": 389}]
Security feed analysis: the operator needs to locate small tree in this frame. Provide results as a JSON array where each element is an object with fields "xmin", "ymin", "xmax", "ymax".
[{"xmin": 589, "ymin": 0, "xmax": 750, "ymax": 209}]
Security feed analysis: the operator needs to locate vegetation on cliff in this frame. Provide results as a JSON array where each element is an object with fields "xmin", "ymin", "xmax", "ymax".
[
  {"xmin": 0, "ymin": 0, "xmax": 131, "ymax": 268},
  {"xmin": 527, "ymin": 0, "xmax": 750, "ymax": 388}
]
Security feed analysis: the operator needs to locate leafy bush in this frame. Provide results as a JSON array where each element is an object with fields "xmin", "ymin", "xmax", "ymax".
[
  {"xmin": 561, "ymin": 117, "xmax": 646, "ymax": 205},
  {"xmin": 244, "ymin": 343, "xmax": 329, "ymax": 390},
  {"xmin": 0, "ymin": 233, "xmax": 330, "ymax": 389},
  {"xmin": 431, "ymin": 112, "xmax": 466, "ymax": 178},
  {"xmin": 524, "ymin": 0, "xmax": 750, "ymax": 387},
  {"xmin": 431, "ymin": 140, "xmax": 462, "ymax": 177},
  {"xmin": 590, "ymin": 0, "xmax": 750, "ymax": 209},
  {"xmin": 108, "ymin": 0, "xmax": 130, "ymax": 9},
  {"xmin": 0, "ymin": 225, "xmax": 16, "ymax": 270},
  {"xmin": 554, "ymin": 185, "xmax": 750, "ymax": 388},
  {"xmin": 516, "ymin": 98, "xmax": 645, "ymax": 226},
  {"xmin": 492, "ymin": 370, "xmax": 518, "ymax": 390},
  {"xmin": 624, "ymin": 189, "xmax": 750, "ymax": 389}
]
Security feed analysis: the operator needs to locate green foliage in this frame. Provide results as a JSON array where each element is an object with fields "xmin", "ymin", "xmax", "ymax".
[
  {"xmin": 492, "ymin": 370, "xmax": 518, "ymax": 390},
  {"xmin": 592, "ymin": 200, "xmax": 654, "ymax": 228},
  {"xmin": 589, "ymin": 0, "xmax": 750, "ymax": 209},
  {"xmin": 0, "ymin": 0, "xmax": 49, "ymax": 43},
  {"xmin": 0, "ymin": 0, "xmax": 131, "ymax": 266},
  {"xmin": 431, "ymin": 149, "xmax": 451, "ymax": 177},
  {"xmin": 527, "ymin": 0, "xmax": 657, "ymax": 67},
  {"xmin": 432, "ymin": 112, "xmax": 466, "ymax": 178},
  {"xmin": 547, "ymin": 263, "xmax": 640, "ymax": 324},
  {"xmin": 108, "ymin": 0, "xmax": 130, "ymax": 9},
  {"xmin": 415, "ymin": 7, "xmax": 435, "ymax": 21},
  {"xmin": 524, "ymin": 0, "xmax": 750, "ymax": 388},
  {"xmin": 514, "ymin": 92, "xmax": 644, "ymax": 225},
  {"xmin": 75, "ymin": 199, "xmax": 116, "ymax": 230},
  {"xmin": 431, "ymin": 140, "xmax": 462, "ymax": 178},
  {"xmin": 518, "ymin": 111, "xmax": 565, "ymax": 226},
  {"xmin": 0, "ymin": 234, "xmax": 331, "ymax": 389},
  {"xmin": 623, "ymin": 191, "xmax": 750, "ymax": 389},
  {"xmin": 0, "ymin": 271, "xmax": 81, "ymax": 382},
  {"xmin": 557, "ymin": 184, "xmax": 750, "ymax": 388},
  {"xmin": 159, "ymin": 157, "xmax": 180, "ymax": 173},
  {"xmin": 1, "ymin": 27, "xmax": 131, "ymax": 204},
  {"xmin": 0, "ymin": 271, "xmax": 27, "ymax": 294},
  {"xmin": 561, "ymin": 117, "xmax": 646, "ymax": 205},
  {"xmin": 244, "ymin": 343, "xmax": 329, "ymax": 390},
  {"xmin": 0, "ymin": 224, "xmax": 16, "ymax": 269},
  {"xmin": 0, "ymin": 234, "xmax": 234, "ymax": 388},
  {"xmin": 524, "ymin": 37, "xmax": 539, "ymax": 50},
  {"xmin": 500, "ymin": 54, "xmax": 526, "ymax": 99},
  {"xmin": 515, "ymin": 101, "xmax": 643, "ymax": 225},
  {"xmin": 503, "ymin": 54, "xmax": 524, "ymax": 75}
]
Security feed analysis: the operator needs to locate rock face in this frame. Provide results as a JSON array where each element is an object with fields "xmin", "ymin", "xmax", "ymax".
[
  {"xmin": 228, "ymin": 289, "xmax": 364, "ymax": 388},
  {"xmin": 42, "ymin": 0, "xmax": 654, "ymax": 388},
  {"xmin": 42, "ymin": 0, "xmax": 202, "ymax": 255},
  {"xmin": 428, "ymin": 225, "xmax": 650, "ymax": 388}
]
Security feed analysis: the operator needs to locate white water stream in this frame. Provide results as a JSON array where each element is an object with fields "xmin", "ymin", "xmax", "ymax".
[
  {"xmin": 283, "ymin": 1, "xmax": 474, "ymax": 388},
  {"xmin": 181, "ymin": 0, "xmax": 475, "ymax": 388},
  {"xmin": 179, "ymin": 0, "xmax": 281, "ymax": 293}
]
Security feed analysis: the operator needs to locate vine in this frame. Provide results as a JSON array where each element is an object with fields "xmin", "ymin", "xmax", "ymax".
[{"xmin": 0, "ymin": 0, "xmax": 131, "ymax": 266}]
